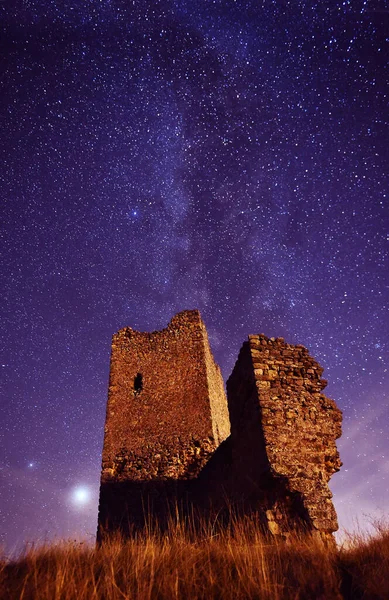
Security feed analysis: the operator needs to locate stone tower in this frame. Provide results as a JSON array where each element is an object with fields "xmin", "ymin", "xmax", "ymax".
[
  {"xmin": 98, "ymin": 309, "xmax": 230, "ymax": 536},
  {"xmin": 226, "ymin": 335, "xmax": 342, "ymax": 540}
]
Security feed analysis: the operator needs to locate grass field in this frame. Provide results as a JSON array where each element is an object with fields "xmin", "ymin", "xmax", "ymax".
[{"xmin": 2, "ymin": 516, "xmax": 388, "ymax": 599}]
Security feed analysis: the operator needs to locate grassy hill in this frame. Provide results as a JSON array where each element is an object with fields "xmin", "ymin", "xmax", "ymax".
[{"xmin": 2, "ymin": 516, "xmax": 388, "ymax": 599}]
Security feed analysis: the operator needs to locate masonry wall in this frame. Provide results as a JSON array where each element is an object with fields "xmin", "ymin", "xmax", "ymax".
[
  {"xmin": 98, "ymin": 311, "xmax": 342, "ymax": 542},
  {"xmin": 227, "ymin": 334, "xmax": 342, "ymax": 539},
  {"xmin": 98, "ymin": 310, "xmax": 230, "ymax": 535}
]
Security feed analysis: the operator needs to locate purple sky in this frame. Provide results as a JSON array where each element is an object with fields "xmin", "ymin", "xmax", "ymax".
[{"xmin": 2, "ymin": 0, "xmax": 388, "ymax": 555}]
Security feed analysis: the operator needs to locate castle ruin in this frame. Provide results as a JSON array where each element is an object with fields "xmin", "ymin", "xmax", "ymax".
[{"xmin": 98, "ymin": 310, "xmax": 342, "ymax": 541}]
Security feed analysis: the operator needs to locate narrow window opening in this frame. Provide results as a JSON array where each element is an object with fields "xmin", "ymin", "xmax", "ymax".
[{"xmin": 133, "ymin": 372, "xmax": 143, "ymax": 395}]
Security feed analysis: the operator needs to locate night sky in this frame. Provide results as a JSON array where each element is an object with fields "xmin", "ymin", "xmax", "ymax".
[{"xmin": 2, "ymin": 1, "xmax": 388, "ymax": 556}]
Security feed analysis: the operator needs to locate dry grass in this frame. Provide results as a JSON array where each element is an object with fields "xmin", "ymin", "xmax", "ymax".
[
  {"xmin": 1, "ymin": 516, "xmax": 388, "ymax": 599},
  {"xmin": 338, "ymin": 520, "xmax": 389, "ymax": 600}
]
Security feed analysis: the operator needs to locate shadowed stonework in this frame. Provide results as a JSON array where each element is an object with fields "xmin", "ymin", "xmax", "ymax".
[{"xmin": 98, "ymin": 311, "xmax": 342, "ymax": 542}]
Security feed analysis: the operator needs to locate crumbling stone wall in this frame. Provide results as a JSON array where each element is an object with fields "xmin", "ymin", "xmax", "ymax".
[
  {"xmin": 227, "ymin": 334, "xmax": 342, "ymax": 540},
  {"xmin": 98, "ymin": 311, "xmax": 342, "ymax": 542},
  {"xmin": 98, "ymin": 310, "xmax": 230, "ymax": 535}
]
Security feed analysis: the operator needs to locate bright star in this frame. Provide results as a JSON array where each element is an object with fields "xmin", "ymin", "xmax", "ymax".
[{"xmin": 71, "ymin": 486, "xmax": 91, "ymax": 507}]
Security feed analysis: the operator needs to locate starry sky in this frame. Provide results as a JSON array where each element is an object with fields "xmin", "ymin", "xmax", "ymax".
[{"xmin": 1, "ymin": 0, "xmax": 388, "ymax": 555}]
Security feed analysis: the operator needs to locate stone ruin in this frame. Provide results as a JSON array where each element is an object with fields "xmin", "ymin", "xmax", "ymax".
[{"xmin": 98, "ymin": 310, "xmax": 342, "ymax": 542}]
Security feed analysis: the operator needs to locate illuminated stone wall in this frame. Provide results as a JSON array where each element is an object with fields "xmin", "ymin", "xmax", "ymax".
[
  {"xmin": 227, "ymin": 334, "xmax": 342, "ymax": 540},
  {"xmin": 98, "ymin": 312, "xmax": 342, "ymax": 542},
  {"xmin": 98, "ymin": 309, "xmax": 230, "ymax": 535}
]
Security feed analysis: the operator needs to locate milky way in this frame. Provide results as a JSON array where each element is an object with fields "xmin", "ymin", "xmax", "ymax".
[{"xmin": 2, "ymin": 1, "xmax": 388, "ymax": 554}]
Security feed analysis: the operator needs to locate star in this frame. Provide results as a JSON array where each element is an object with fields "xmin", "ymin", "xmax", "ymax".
[{"xmin": 71, "ymin": 486, "xmax": 91, "ymax": 508}]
